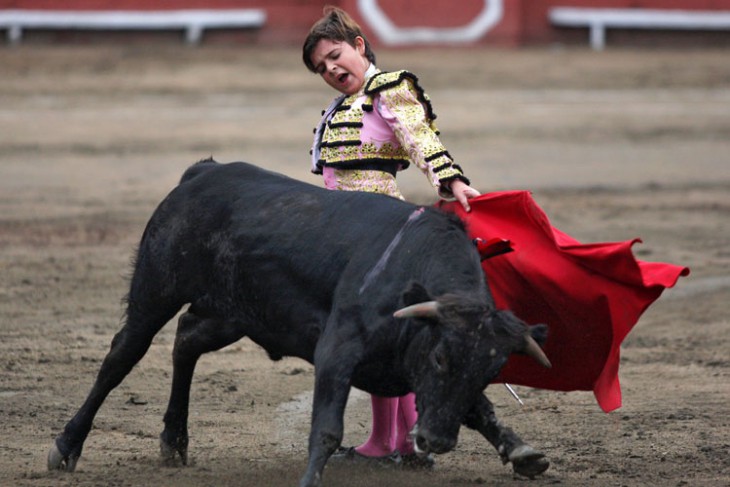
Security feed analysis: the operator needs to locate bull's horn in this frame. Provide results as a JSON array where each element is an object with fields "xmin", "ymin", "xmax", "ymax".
[
  {"xmin": 525, "ymin": 335, "xmax": 552, "ymax": 368},
  {"xmin": 393, "ymin": 301, "xmax": 440, "ymax": 319}
]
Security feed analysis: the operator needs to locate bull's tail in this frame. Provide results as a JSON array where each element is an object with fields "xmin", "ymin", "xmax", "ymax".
[{"xmin": 179, "ymin": 157, "xmax": 219, "ymax": 184}]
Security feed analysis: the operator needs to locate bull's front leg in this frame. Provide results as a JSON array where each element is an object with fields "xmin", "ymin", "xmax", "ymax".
[
  {"xmin": 463, "ymin": 393, "xmax": 549, "ymax": 479},
  {"xmin": 299, "ymin": 338, "xmax": 361, "ymax": 487}
]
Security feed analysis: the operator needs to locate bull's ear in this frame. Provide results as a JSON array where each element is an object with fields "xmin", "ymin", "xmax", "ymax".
[{"xmin": 401, "ymin": 281, "xmax": 432, "ymax": 307}]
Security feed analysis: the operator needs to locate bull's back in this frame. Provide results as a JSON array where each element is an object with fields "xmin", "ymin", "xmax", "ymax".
[
  {"xmin": 173, "ymin": 160, "xmax": 413, "ymax": 239},
  {"xmin": 137, "ymin": 160, "xmax": 419, "ymax": 305}
]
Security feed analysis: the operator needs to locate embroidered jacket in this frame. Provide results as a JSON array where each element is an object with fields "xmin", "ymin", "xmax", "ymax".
[{"xmin": 310, "ymin": 70, "xmax": 469, "ymax": 199}]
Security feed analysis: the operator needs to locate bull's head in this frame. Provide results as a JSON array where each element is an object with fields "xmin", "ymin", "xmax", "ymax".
[{"xmin": 394, "ymin": 283, "xmax": 550, "ymax": 456}]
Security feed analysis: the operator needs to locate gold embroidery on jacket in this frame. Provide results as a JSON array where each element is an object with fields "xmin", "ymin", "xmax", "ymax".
[
  {"xmin": 319, "ymin": 93, "xmax": 410, "ymax": 168},
  {"xmin": 318, "ymin": 71, "xmax": 468, "ymax": 192}
]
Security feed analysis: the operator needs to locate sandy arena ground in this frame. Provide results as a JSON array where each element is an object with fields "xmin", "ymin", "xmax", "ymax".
[{"xmin": 0, "ymin": 44, "xmax": 729, "ymax": 487}]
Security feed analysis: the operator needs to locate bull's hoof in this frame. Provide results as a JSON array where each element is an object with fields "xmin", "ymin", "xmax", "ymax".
[
  {"xmin": 400, "ymin": 452, "xmax": 435, "ymax": 470},
  {"xmin": 508, "ymin": 445, "xmax": 549, "ymax": 479},
  {"xmin": 329, "ymin": 446, "xmax": 402, "ymax": 468},
  {"xmin": 47, "ymin": 442, "xmax": 79, "ymax": 472},
  {"xmin": 160, "ymin": 437, "xmax": 188, "ymax": 467}
]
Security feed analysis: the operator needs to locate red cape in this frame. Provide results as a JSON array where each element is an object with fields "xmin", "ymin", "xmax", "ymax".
[{"xmin": 438, "ymin": 191, "xmax": 689, "ymax": 412}]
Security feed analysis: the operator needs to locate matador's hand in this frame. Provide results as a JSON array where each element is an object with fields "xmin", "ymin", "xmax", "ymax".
[{"xmin": 450, "ymin": 179, "xmax": 481, "ymax": 213}]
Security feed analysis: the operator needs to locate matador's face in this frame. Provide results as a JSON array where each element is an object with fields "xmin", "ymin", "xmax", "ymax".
[{"xmin": 310, "ymin": 37, "xmax": 370, "ymax": 95}]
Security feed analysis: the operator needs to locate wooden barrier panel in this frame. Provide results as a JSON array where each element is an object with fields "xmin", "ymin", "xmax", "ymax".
[
  {"xmin": 550, "ymin": 7, "xmax": 730, "ymax": 50},
  {"xmin": 0, "ymin": 9, "xmax": 267, "ymax": 45}
]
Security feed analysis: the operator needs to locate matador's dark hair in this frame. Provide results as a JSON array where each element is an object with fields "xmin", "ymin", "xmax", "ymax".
[{"xmin": 302, "ymin": 6, "xmax": 376, "ymax": 73}]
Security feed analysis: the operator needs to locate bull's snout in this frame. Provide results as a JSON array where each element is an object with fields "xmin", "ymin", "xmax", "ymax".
[{"xmin": 413, "ymin": 426, "xmax": 457, "ymax": 455}]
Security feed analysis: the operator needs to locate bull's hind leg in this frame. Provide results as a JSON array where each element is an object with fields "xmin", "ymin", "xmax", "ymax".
[
  {"xmin": 48, "ymin": 303, "xmax": 180, "ymax": 472},
  {"xmin": 160, "ymin": 311, "xmax": 247, "ymax": 466},
  {"xmin": 464, "ymin": 393, "xmax": 549, "ymax": 479}
]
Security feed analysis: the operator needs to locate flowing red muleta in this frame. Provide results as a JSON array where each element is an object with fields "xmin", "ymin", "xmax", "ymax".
[{"xmin": 439, "ymin": 191, "xmax": 689, "ymax": 412}]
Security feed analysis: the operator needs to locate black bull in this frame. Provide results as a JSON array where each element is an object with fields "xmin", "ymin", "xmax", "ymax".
[{"xmin": 48, "ymin": 160, "xmax": 552, "ymax": 487}]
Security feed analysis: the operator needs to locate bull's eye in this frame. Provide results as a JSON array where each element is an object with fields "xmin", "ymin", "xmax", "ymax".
[{"xmin": 431, "ymin": 347, "xmax": 448, "ymax": 373}]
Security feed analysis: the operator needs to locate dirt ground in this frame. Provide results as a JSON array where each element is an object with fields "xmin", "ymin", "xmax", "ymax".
[{"xmin": 0, "ymin": 44, "xmax": 728, "ymax": 487}]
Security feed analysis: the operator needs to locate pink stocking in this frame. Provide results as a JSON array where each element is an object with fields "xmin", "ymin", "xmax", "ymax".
[
  {"xmin": 395, "ymin": 393, "xmax": 418, "ymax": 455},
  {"xmin": 354, "ymin": 395, "xmax": 398, "ymax": 457}
]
